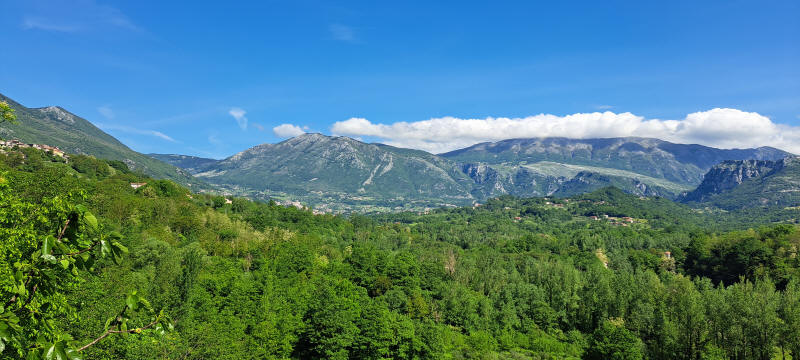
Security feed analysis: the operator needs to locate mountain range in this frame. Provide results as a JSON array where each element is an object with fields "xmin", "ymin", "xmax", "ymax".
[
  {"xmin": 2, "ymin": 93, "xmax": 797, "ymax": 213},
  {"xmin": 152, "ymin": 134, "xmax": 794, "ymax": 212}
]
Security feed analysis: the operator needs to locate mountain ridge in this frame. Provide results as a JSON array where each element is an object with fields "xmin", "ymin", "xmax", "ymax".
[
  {"xmin": 441, "ymin": 136, "xmax": 790, "ymax": 185},
  {"xmin": 173, "ymin": 133, "xmax": 476, "ymax": 211},
  {"xmin": 152, "ymin": 133, "xmax": 793, "ymax": 212}
]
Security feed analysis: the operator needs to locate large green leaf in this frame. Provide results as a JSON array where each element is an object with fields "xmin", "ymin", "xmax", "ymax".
[
  {"xmin": 125, "ymin": 292, "xmax": 139, "ymax": 311},
  {"xmin": 42, "ymin": 236, "xmax": 55, "ymax": 255},
  {"xmin": 82, "ymin": 212, "xmax": 97, "ymax": 230}
]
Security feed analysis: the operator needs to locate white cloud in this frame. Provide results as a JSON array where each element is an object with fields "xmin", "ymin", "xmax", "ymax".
[
  {"xmin": 330, "ymin": 24, "xmax": 356, "ymax": 42},
  {"xmin": 331, "ymin": 108, "xmax": 800, "ymax": 154},
  {"xmin": 22, "ymin": 17, "xmax": 80, "ymax": 32},
  {"xmin": 273, "ymin": 124, "xmax": 306, "ymax": 138},
  {"xmin": 229, "ymin": 107, "xmax": 248, "ymax": 130},
  {"xmin": 100, "ymin": 6, "xmax": 139, "ymax": 31},
  {"xmin": 97, "ymin": 123, "xmax": 176, "ymax": 142},
  {"xmin": 149, "ymin": 131, "xmax": 175, "ymax": 142},
  {"xmin": 97, "ymin": 105, "xmax": 114, "ymax": 119},
  {"xmin": 21, "ymin": 1, "xmax": 140, "ymax": 32}
]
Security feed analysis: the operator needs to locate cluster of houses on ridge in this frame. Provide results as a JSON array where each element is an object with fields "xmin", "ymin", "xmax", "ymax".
[{"xmin": 0, "ymin": 139, "xmax": 67, "ymax": 158}]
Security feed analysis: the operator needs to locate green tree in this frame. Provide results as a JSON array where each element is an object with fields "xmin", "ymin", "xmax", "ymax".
[
  {"xmin": 295, "ymin": 277, "xmax": 365, "ymax": 359},
  {"xmin": 584, "ymin": 319, "xmax": 644, "ymax": 360},
  {"xmin": 778, "ymin": 281, "xmax": 800, "ymax": 359},
  {"xmin": 664, "ymin": 275, "xmax": 708, "ymax": 360}
]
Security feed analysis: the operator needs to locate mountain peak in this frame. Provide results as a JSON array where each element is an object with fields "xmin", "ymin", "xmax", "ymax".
[
  {"xmin": 287, "ymin": 133, "xmax": 366, "ymax": 146},
  {"xmin": 35, "ymin": 106, "xmax": 77, "ymax": 124},
  {"xmin": 293, "ymin": 132, "xmax": 329, "ymax": 140}
]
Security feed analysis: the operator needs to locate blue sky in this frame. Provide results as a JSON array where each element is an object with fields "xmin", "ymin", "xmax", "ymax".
[{"xmin": 1, "ymin": 0, "xmax": 798, "ymax": 157}]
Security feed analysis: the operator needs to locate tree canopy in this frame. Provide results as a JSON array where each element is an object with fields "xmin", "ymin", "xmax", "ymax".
[{"xmin": 0, "ymin": 145, "xmax": 798, "ymax": 359}]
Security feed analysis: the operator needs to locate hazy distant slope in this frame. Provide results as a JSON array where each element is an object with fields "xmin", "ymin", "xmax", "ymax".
[
  {"xmin": 148, "ymin": 153, "xmax": 219, "ymax": 174},
  {"xmin": 0, "ymin": 93, "xmax": 207, "ymax": 188}
]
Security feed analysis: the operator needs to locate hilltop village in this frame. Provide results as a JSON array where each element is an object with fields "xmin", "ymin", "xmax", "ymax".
[{"xmin": 0, "ymin": 139, "xmax": 67, "ymax": 158}]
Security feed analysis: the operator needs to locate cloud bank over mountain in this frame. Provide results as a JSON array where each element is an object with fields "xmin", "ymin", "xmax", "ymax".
[
  {"xmin": 273, "ymin": 123, "xmax": 306, "ymax": 138},
  {"xmin": 330, "ymin": 108, "xmax": 800, "ymax": 154}
]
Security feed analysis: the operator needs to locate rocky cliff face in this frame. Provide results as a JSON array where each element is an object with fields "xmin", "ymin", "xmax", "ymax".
[
  {"xmin": 681, "ymin": 157, "xmax": 800, "ymax": 209},
  {"xmin": 682, "ymin": 160, "xmax": 782, "ymax": 202},
  {"xmin": 460, "ymin": 163, "xmax": 555, "ymax": 198},
  {"xmin": 460, "ymin": 163, "xmax": 498, "ymax": 185}
]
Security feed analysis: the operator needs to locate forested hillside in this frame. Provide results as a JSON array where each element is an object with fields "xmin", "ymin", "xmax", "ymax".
[{"xmin": 1, "ymin": 145, "xmax": 799, "ymax": 359}]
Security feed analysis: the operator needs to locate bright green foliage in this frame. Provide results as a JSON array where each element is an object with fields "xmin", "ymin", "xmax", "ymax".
[
  {"xmin": 584, "ymin": 320, "xmax": 644, "ymax": 360},
  {"xmin": 779, "ymin": 281, "xmax": 800, "ymax": 358},
  {"xmin": 0, "ymin": 101, "xmax": 15, "ymax": 123},
  {"xmin": 0, "ymin": 171, "xmax": 169, "ymax": 358},
  {"xmin": 1, "ymin": 145, "xmax": 800, "ymax": 359}
]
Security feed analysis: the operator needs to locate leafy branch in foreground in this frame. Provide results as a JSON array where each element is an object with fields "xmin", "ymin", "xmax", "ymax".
[
  {"xmin": 77, "ymin": 291, "xmax": 172, "ymax": 352},
  {"xmin": 0, "ymin": 101, "xmax": 15, "ymax": 124},
  {"xmin": 0, "ymin": 174, "xmax": 171, "ymax": 359}
]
